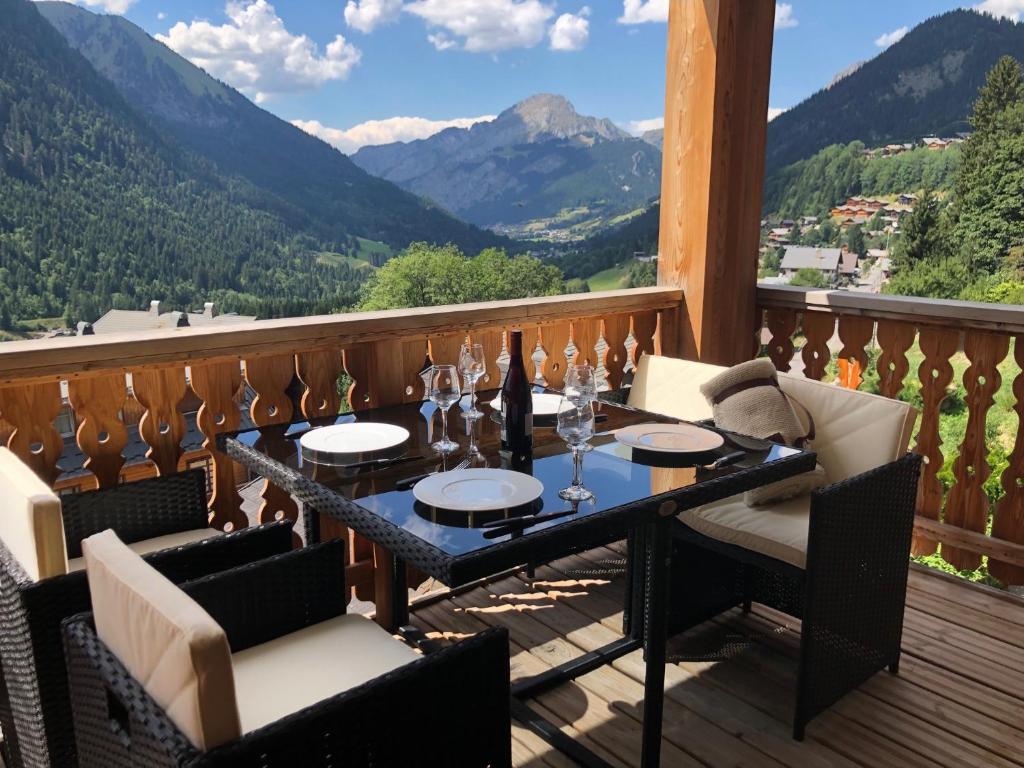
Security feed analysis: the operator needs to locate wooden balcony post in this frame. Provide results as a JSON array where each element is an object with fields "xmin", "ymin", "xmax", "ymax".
[{"xmin": 658, "ymin": 0, "xmax": 776, "ymax": 364}]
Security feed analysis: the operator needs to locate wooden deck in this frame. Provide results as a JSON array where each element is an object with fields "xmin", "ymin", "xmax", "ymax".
[{"xmin": 414, "ymin": 543, "xmax": 1024, "ymax": 768}]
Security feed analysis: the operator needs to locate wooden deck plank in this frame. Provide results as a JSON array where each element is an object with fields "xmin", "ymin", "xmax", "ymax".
[{"xmin": 408, "ymin": 550, "xmax": 1024, "ymax": 768}]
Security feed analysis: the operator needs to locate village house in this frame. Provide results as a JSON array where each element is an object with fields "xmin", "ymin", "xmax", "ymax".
[{"xmin": 780, "ymin": 245, "xmax": 842, "ymax": 283}]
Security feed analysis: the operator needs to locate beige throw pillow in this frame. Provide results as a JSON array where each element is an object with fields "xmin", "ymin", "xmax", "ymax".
[
  {"xmin": 700, "ymin": 359, "xmax": 827, "ymax": 506},
  {"xmin": 82, "ymin": 530, "xmax": 241, "ymax": 752},
  {"xmin": 0, "ymin": 447, "xmax": 67, "ymax": 582}
]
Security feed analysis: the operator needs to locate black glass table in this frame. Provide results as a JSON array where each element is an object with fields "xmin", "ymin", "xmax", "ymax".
[{"xmin": 221, "ymin": 391, "xmax": 816, "ymax": 768}]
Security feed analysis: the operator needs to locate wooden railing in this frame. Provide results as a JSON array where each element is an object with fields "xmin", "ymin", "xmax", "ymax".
[
  {"xmin": 0, "ymin": 287, "xmax": 680, "ymax": 598},
  {"xmin": 758, "ymin": 284, "xmax": 1024, "ymax": 586}
]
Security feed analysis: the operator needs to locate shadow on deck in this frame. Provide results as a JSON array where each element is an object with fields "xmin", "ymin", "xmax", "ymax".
[{"xmin": 414, "ymin": 543, "xmax": 1024, "ymax": 768}]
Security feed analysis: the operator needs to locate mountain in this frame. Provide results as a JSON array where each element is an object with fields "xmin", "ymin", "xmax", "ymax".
[
  {"xmin": 640, "ymin": 129, "xmax": 663, "ymax": 150},
  {"xmin": 352, "ymin": 94, "xmax": 662, "ymax": 236},
  {"xmin": 766, "ymin": 10, "xmax": 1024, "ymax": 173},
  {"xmin": 36, "ymin": 1, "xmax": 501, "ymax": 255}
]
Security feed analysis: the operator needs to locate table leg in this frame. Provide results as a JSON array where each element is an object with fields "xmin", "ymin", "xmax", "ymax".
[
  {"xmin": 373, "ymin": 545, "xmax": 409, "ymax": 631},
  {"xmin": 641, "ymin": 517, "xmax": 671, "ymax": 768}
]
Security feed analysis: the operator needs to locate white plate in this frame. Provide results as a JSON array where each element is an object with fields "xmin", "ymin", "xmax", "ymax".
[
  {"xmin": 413, "ymin": 468, "xmax": 544, "ymax": 512},
  {"xmin": 614, "ymin": 423, "xmax": 725, "ymax": 454},
  {"xmin": 487, "ymin": 392, "xmax": 563, "ymax": 417},
  {"xmin": 300, "ymin": 422, "xmax": 409, "ymax": 465}
]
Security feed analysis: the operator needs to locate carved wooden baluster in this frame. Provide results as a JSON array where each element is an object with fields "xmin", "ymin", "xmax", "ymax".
[
  {"xmin": 837, "ymin": 316, "xmax": 874, "ymax": 388},
  {"xmin": 244, "ymin": 355, "xmax": 299, "ymax": 527},
  {"xmin": 570, "ymin": 317, "xmax": 601, "ymax": 367},
  {"xmin": 342, "ymin": 346, "xmax": 372, "ymax": 411},
  {"xmin": 764, "ymin": 308, "xmax": 798, "ymax": 372},
  {"xmin": 876, "ymin": 321, "xmax": 916, "ymax": 400},
  {"xmin": 428, "ymin": 334, "xmax": 466, "ymax": 373},
  {"xmin": 800, "ymin": 311, "xmax": 835, "ymax": 381},
  {"xmin": 67, "ymin": 374, "xmax": 129, "ymax": 489},
  {"xmin": 912, "ymin": 328, "xmax": 959, "ymax": 557},
  {"xmin": 631, "ymin": 311, "xmax": 659, "ymax": 363},
  {"xmin": 990, "ymin": 337, "xmax": 1024, "ymax": 585},
  {"xmin": 296, "ymin": 349, "xmax": 343, "ymax": 419},
  {"xmin": 538, "ymin": 323, "xmax": 571, "ymax": 389},
  {"xmin": 402, "ymin": 340, "xmax": 432, "ymax": 402},
  {"xmin": 943, "ymin": 331, "xmax": 1011, "ymax": 571},
  {"xmin": 601, "ymin": 315, "xmax": 631, "ymax": 390},
  {"xmin": 191, "ymin": 361, "xmax": 245, "ymax": 531},
  {"xmin": 133, "ymin": 368, "xmax": 187, "ymax": 477},
  {"xmin": 0, "ymin": 382, "xmax": 64, "ymax": 484}
]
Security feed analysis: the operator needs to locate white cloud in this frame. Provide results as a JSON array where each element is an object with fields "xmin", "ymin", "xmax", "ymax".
[
  {"xmin": 62, "ymin": 0, "xmax": 137, "ymax": 13},
  {"xmin": 291, "ymin": 114, "xmax": 497, "ymax": 153},
  {"xmin": 617, "ymin": 0, "xmax": 667, "ymax": 24},
  {"xmin": 625, "ymin": 116, "xmax": 663, "ymax": 135},
  {"xmin": 405, "ymin": 0, "xmax": 555, "ymax": 52},
  {"xmin": 427, "ymin": 33, "xmax": 457, "ymax": 50},
  {"xmin": 874, "ymin": 26, "xmax": 908, "ymax": 48},
  {"xmin": 157, "ymin": 11, "xmax": 166, "ymax": 20},
  {"xmin": 549, "ymin": 7, "xmax": 590, "ymax": 51},
  {"xmin": 768, "ymin": 107, "xmax": 786, "ymax": 121},
  {"xmin": 157, "ymin": 1, "xmax": 361, "ymax": 103},
  {"xmin": 974, "ymin": 0, "xmax": 1024, "ymax": 20},
  {"xmin": 775, "ymin": 3, "xmax": 798, "ymax": 29},
  {"xmin": 344, "ymin": 0, "xmax": 403, "ymax": 33}
]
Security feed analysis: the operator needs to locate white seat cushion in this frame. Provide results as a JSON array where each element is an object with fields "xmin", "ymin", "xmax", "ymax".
[
  {"xmin": 778, "ymin": 374, "xmax": 916, "ymax": 482},
  {"xmin": 232, "ymin": 613, "xmax": 420, "ymax": 735},
  {"xmin": 0, "ymin": 447, "xmax": 67, "ymax": 582},
  {"xmin": 626, "ymin": 354, "xmax": 722, "ymax": 422},
  {"xmin": 680, "ymin": 495, "xmax": 811, "ymax": 568},
  {"xmin": 67, "ymin": 528, "xmax": 218, "ymax": 572},
  {"xmin": 83, "ymin": 530, "xmax": 242, "ymax": 751}
]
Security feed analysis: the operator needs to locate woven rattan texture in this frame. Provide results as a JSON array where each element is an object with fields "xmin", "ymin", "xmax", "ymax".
[
  {"xmin": 61, "ymin": 470, "xmax": 209, "ymax": 559},
  {"xmin": 65, "ymin": 543, "xmax": 512, "ymax": 768},
  {"xmin": 0, "ymin": 514, "xmax": 293, "ymax": 768},
  {"xmin": 669, "ymin": 452, "xmax": 923, "ymax": 739}
]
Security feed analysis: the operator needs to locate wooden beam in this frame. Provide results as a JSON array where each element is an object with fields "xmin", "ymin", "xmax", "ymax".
[
  {"xmin": 914, "ymin": 515, "xmax": 1024, "ymax": 570},
  {"xmin": 658, "ymin": 0, "xmax": 776, "ymax": 365}
]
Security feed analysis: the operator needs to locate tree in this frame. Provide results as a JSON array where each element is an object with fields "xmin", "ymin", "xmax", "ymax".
[
  {"xmin": 893, "ymin": 189, "xmax": 947, "ymax": 265},
  {"xmin": 847, "ymin": 224, "xmax": 866, "ymax": 257},
  {"xmin": 789, "ymin": 268, "xmax": 829, "ymax": 288},
  {"xmin": 358, "ymin": 243, "xmax": 564, "ymax": 311}
]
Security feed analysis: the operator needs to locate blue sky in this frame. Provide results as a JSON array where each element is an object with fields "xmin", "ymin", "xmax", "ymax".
[{"xmin": 66, "ymin": 0, "xmax": 1024, "ymax": 152}]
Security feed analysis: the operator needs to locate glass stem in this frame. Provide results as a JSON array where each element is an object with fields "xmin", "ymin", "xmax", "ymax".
[
  {"xmin": 572, "ymin": 446, "xmax": 583, "ymax": 488},
  {"xmin": 470, "ymin": 379, "xmax": 477, "ymax": 410},
  {"xmin": 441, "ymin": 407, "xmax": 449, "ymax": 443}
]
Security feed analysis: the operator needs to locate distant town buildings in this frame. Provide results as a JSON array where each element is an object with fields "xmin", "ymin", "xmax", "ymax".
[
  {"xmin": 780, "ymin": 246, "xmax": 842, "ymax": 281},
  {"xmin": 92, "ymin": 301, "xmax": 255, "ymax": 334}
]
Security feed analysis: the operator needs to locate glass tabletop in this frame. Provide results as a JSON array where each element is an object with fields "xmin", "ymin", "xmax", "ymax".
[{"xmin": 227, "ymin": 389, "xmax": 807, "ymax": 561}]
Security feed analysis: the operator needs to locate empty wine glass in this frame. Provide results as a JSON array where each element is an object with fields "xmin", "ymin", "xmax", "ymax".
[
  {"xmin": 564, "ymin": 363, "xmax": 598, "ymax": 409},
  {"xmin": 459, "ymin": 342, "xmax": 487, "ymax": 420},
  {"xmin": 429, "ymin": 365, "xmax": 461, "ymax": 454},
  {"xmin": 557, "ymin": 397, "xmax": 595, "ymax": 501}
]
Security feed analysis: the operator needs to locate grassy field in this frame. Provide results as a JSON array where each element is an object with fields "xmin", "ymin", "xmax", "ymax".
[
  {"xmin": 315, "ymin": 251, "xmax": 377, "ymax": 271},
  {"xmin": 587, "ymin": 265, "xmax": 630, "ymax": 292},
  {"xmin": 354, "ymin": 238, "xmax": 393, "ymax": 262}
]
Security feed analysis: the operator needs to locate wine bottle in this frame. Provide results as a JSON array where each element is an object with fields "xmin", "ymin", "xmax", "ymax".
[{"xmin": 500, "ymin": 329, "xmax": 533, "ymax": 460}]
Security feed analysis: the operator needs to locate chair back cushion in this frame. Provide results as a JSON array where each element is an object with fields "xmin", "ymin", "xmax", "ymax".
[
  {"xmin": 82, "ymin": 530, "xmax": 241, "ymax": 751},
  {"xmin": 626, "ymin": 354, "xmax": 723, "ymax": 421},
  {"xmin": 778, "ymin": 374, "xmax": 917, "ymax": 482},
  {"xmin": 0, "ymin": 447, "xmax": 67, "ymax": 582}
]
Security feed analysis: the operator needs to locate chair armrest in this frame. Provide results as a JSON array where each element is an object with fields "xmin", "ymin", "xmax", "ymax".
[
  {"xmin": 143, "ymin": 520, "xmax": 294, "ymax": 585},
  {"xmin": 201, "ymin": 627, "xmax": 512, "ymax": 768},
  {"xmin": 62, "ymin": 470, "xmax": 209, "ymax": 559},
  {"xmin": 181, "ymin": 540, "xmax": 347, "ymax": 653}
]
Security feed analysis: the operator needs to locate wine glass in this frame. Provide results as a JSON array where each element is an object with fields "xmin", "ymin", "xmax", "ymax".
[
  {"xmin": 556, "ymin": 397, "xmax": 595, "ymax": 501},
  {"xmin": 459, "ymin": 342, "xmax": 487, "ymax": 420},
  {"xmin": 428, "ymin": 365, "xmax": 461, "ymax": 454},
  {"xmin": 564, "ymin": 363, "xmax": 598, "ymax": 409}
]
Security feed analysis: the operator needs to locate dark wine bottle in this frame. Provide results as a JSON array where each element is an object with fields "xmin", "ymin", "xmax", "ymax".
[{"xmin": 500, "ymin": 329, "xmax": 533, "ymax": 460}]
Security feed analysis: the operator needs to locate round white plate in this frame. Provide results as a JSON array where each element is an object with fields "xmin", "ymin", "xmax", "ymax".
[
  {"xmin": 300, "ymin": 422, "xmax": 409, "ymax": 465},
  {"xmin": 413, "ymin": 468, "xmax": 544, "ymax": 512},
  {"xmin": 487, "ymin": 392, "xmax": 563, "ymax": 417},
  {"xmin": 614, "ymin": 423, "xmax": 725, "ymax": 454}
]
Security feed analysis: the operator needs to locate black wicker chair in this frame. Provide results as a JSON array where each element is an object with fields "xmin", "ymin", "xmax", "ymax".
[
  {"xmin": 63, "ymin": 539, "xmax": 512, "ymax": 768},
  {"xmin": 665, "ymin": 452, "xmax": 922, "ymax": 739},
  {"xmin": 0, "ymin": 469, "xmax": 295, "ymax": 768}
]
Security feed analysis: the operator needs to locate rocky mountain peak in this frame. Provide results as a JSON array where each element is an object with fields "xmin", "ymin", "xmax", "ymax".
[{"xmin": 503, "ymin": 93, "xmax": 630, "ymax": 142}]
